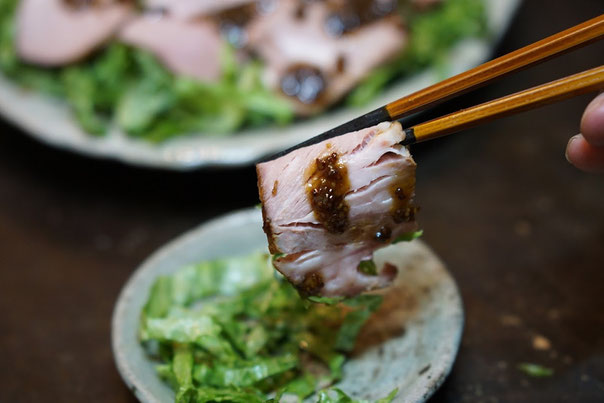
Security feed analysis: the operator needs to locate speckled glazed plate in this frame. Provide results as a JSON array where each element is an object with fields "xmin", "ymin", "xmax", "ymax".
[
  {"xmin": 112, "ymin": 208, "xmax": 464, "ymax": 402},
  {"xmin": 0, "ymin": 0, "xmax": 519, "ymax": 170}
]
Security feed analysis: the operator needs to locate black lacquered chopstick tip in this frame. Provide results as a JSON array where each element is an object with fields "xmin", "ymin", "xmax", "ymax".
[
  {"xmin": 258, "ymin": 106, "xmax": 391, "ymax": 163},
  {"xmin": 401, "ymin": 127, "xmax": 416, "ymax": 146}
]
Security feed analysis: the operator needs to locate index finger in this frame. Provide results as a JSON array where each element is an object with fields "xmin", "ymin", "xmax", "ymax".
[{"xmin": 581, "ymin": 92, "xmax": 604, "ymax": 146}]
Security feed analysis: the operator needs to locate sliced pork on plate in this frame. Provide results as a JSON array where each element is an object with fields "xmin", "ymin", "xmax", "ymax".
[
  {"xmin": 248, "ymin": 0, "xmax": 407, "ymax": 115},
  {"xmin": 257, "ymin": 121, "xmax": 419, "ymax": 297},
  {"xmin": 119, "ymin": 14, "xmax": 223, "ymax": 82},
  {"xmin": 17, "ymin": 0, "xmax": 133, "ymax": 66}
]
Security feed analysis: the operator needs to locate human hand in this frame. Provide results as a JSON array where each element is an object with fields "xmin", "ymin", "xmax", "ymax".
[{"xmin": 566, "ymin": 92, "xmax": 604, "ymax": 173}]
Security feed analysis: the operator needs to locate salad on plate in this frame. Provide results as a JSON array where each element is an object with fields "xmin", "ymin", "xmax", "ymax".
[
  {"xmin": 139, "ymin": 251, "xmax": 397, "ymax": 402},
  {"xmin": 0, "ymin": 0, "xmax": 486, "ymax": 142}
]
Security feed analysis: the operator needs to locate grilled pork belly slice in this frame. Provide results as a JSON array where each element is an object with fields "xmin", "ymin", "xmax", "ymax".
[
  {"xmin": 257, "ymin": 121, "xmax": 419, "ymax": 297},
  {"xmin": 17, "ymin": 0, "xmax": 132, "ymax": 66},
  {"xmin": 120, "ymin": 15, "xmax": 223, "ymax": 82},
  {"xmin": 248, "ymin": 0, "xmax": 407, "ymax": 115}
]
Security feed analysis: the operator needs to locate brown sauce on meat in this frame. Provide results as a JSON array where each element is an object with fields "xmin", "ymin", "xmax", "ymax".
[
  {"xmin": 324, "ymin": 0, "xmax": 397, "ymax": 37},
  {"xmin": 307, "ymin": 151, "xmax": 350, "ymax": 234},
  {"xmin": 298, "ymin": 271, "xmax": 325, "ymax": 296},
  {"xmin": 63, "ymin": 0, "xmax": 129, "ymax": 9},
  {"xmin": 374, "ymin": 226, "xmax": 392, "ymax": 242},
  {"xmin": 261, "ymin": 214, "xmax": 280, "ymax": 254},
  {"xmin": 258, "ymin": 168, "xmax": 280, "ymax": 253},
  {"xmin": 390, "ymin": 173, "xmax": 418, "ymax": 223},
  {"xmin": 213, "ymin": 3, "xmax": 258, "ymax": 48},
  {"xmin": 280, "ymin": 64, "xmax": 326, "ymax": 104},
  {"xmin": 336, "ymin": 55, "xmax": 347, "ymax": 73}
]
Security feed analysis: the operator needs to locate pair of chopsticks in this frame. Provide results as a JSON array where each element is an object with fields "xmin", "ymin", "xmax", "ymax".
[{"xmin": 264, "ymin": 14, "xmax": 604, "ymax": 161}]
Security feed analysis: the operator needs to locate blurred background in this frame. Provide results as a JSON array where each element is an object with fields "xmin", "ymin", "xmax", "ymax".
[{"xmin": 0, "ymin": 0, "xmax": 603, "ymax": 402}]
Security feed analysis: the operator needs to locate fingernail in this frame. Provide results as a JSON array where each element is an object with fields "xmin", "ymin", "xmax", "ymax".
[{"xmin": 566, "ymin": 135, "xmax": 580, "ymax": 163}]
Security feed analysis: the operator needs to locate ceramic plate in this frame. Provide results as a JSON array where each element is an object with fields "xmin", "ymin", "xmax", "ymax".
[
  {"xmin": 0, "ymin": 0, "xmax": 520, "ymax": 170},
  {"xmin": 112, "ymin": 208, "xmax": 464, "ymax": 402}
]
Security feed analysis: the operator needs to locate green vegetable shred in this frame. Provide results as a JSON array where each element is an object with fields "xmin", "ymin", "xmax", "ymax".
[
  {"xmin": 140, "ymin": 251, "xmax": 397, "ymax": 402},
  {"xmin": 517, "ymin": 363, "xmax": 554, "ymax": 378}
]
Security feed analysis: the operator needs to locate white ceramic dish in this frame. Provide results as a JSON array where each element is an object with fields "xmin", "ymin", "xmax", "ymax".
[
  {"xmin": 0, "ymin": 1, "xmax": 520, "ymax": 170},
  {"xmin": 111, "ymin": 208, "xmax": 464, "ymax": 402}
]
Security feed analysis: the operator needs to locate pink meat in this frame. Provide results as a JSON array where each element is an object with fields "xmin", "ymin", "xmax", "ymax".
[
  {"xmin": 256, "ymin": 121, "xmax": 418, "ymax": 297},
  {"xmin": 17, "ymin": 0, "xmax": 132, "ymax": 66},
  {"xmin": 248, "ymin": 0, "xmax": 407, "ymax": 115},
  {"xmin": 143, "ymin": 0, "xmax": 255, "ymax": 20},
  {"xmin": 119, "ymin": 15, "xmax": 223, "ymax": 82}
]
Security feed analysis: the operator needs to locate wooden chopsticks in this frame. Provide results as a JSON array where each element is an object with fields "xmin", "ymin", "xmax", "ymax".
[
  {"xmin": 401, "ymin": 65, "xmax": 604, "ymax": 145},
  {"xmin": 386, "ymin": 14, "xmax": 604, "ymax": 119},
  {"xmin": 263, "ymin": 14, "xmax": 604, "ymax": 162}
]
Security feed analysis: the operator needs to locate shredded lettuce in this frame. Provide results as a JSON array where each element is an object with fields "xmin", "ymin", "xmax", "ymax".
[
  {"xmin": 307, "ymin": 296, "xmax": 346, "ymax": 306},
  {"xmin": 517, "ymin": 363, "xmax": 554, "ymax": 378},
  {"xmin": 0, "ymin": 0, "xmax": 486, "ymax": 141},
  {"xmin": 140, "ymin": 251, "xmax": 396, "ymax": 402},
  {"xmin": 194, "ymin": 355, "xmax": 299, "ymax": 388}
]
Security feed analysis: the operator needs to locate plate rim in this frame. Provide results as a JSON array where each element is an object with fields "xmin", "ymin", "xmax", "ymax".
[{"xmin": 111, "ymin": 207, "xmax": 465, "ymax": 403}]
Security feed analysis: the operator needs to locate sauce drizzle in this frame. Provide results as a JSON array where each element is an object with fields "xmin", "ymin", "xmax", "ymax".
[
  {"xmin": 324, "ymin": 0, "xmax": 397, "ymax": 37},
  {"xmin": 214, "ymin": 3, "xmax": 257, "ymax": 48},
  {"xmin": 63, "ymin": 0, "xmax": 129, "ymax": 9},
  {"xmin": 307, "ymin": 152, "xmax": 350, "ymax": 234},
  {"xmin": 280, "ymin": 64, "xmax": 326, "ymax": 104},
  {"xmin": 390, "ymin": 172, "xmax": 419, "ymax": 223},
  {"xmin": 298, "ymin": 271, "xmax": 324, "ymax": 296}
]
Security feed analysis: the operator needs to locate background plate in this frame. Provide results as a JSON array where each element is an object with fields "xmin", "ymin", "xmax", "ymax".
[
  {"xmin": 0, "ymin": 0, "xmax": 520, "ymax": 170},
  {"xmin": 111, "ymin": 208, "xmax": 464, "ymax": 402}
]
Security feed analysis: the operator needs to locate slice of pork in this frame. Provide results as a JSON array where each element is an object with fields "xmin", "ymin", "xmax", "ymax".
[
  {"xmin": 119, "ymin": 15, "xmax": 223, "ymax": 82},
  {"xmin": 256, "ymin": 121, "xmax": 419, "ymax": 297},
  {"xmin": 17, "ymin": 0, "xmax": 133, "ymax": 66},
  {"xmin": 248, "ymin": 0, "xmax": 407, "ymax": 115}
]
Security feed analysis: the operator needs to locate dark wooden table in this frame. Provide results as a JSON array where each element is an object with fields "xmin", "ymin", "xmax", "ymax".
[{"xmin": 1, "ymin": 1, "xmax": 603, "ymax": 402}]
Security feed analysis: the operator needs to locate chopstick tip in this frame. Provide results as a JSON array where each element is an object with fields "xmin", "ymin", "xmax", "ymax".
[{"xmin": 401, "ymin": 127, "xmax": 416, "ymax": 146}]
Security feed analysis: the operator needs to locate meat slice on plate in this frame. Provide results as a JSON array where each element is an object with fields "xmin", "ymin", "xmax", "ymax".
[
  {"xmin": 247, "ymin": 0, "xmax": 407, "ymax": 115},
  {"xmin": 119, "ymin": 15, "xmax": 223, "ymax": 82},
  {"xmin": 17, "ymin": 0, "xmax": 133, "ymax": 66},
  {"xmin": 256, "ymin": 121, "xmax": 419, "ymax": 297}
]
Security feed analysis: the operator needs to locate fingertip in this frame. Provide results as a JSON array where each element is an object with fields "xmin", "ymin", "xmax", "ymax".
[
  {"xmin": 565, "ymin": 134, "xmax": 581, "ymax": 163},
  {"xmin": 566, "ymin": 134, "xmax": 604, "ymax": 173},
  {"xmin": 580, "ymin": 92, "xmax": 604, "ymax": 146}
]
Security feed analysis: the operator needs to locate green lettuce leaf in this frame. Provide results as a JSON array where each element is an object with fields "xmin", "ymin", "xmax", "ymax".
[
  {"xmin": 517, "ymin": 363, "xmax": 554, "ymax": 377},
  {"xmin": 192, "ymin": 386, "xmax": 266, "ymax": 403},
  {"xmin": 392, "ymin": 230, "xmax": 424, "ymax": 244},
  {"xmin": 336, "ymin": 295, "xmax": 383, "ymax": 352},
  {"xmin": 143, "ymin": 316, "xmax": 221, "ymax": 343},
  {"xmin": 280, "ymin": 372, "xmax": 317, "ymax": 399},
  {"xmin": 193, "ymin": 354, "xmax": 299, "ymax": 388}
]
